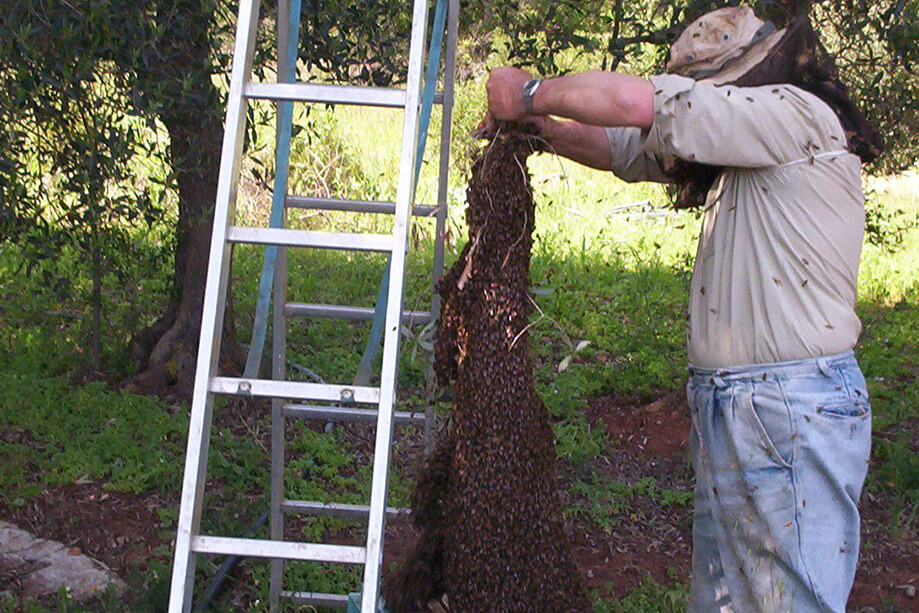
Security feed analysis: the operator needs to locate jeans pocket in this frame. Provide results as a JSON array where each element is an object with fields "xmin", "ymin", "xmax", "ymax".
[
  {"xmin": 736, "ymin": 384, "xmax": 795, "ymax": 469},
  {"xmin": 817, "ymin": 365, "xmax": 871, "ymax": 419},
  {"xmin": 817, "ymin": 399, "xmax": 870, "ymax": 419}
]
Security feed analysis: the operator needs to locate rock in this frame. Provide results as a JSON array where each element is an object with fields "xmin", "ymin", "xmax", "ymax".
[{"xmin": 0, "ymin": 521, "xmax": 126, "ymax": 601}]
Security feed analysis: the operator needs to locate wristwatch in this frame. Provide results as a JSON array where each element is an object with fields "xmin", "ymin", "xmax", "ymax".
[{"xmin": 521, "ymin": 78, "xmax": 543, "ymax": 114}]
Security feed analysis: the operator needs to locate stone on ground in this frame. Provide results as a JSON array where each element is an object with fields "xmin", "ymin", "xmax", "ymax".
[{"xmin": 0, "ymin": 520, "xmax": 126, "ymax": 601}]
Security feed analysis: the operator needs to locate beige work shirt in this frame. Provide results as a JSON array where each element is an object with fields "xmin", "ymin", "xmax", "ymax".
[{"xmin": 605, "ymin": 74, "xmax": 864, "ymax": 368}]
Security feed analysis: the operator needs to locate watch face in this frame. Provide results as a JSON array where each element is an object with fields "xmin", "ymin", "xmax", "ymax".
[{"xmin": 523, "ymin": 78, "xmax": 542, "ymax": 113}]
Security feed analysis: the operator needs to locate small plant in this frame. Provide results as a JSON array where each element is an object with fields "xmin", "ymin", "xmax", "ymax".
[
  {"xmin": 569, "ymin": 473, "xmax": 691, "ymax": 534},
  {"xmin": 873, "ymin": 436, "xmax": 919, "ymax": 502},
  {"xmin": 593, "ymin": 572, "xmax": 689, "ymax": 613}
]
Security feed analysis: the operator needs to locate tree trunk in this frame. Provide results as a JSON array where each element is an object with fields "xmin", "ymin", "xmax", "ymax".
[
  {"xmin": 127, "ymin": 0, "xmax": 243, "ymax": 396},
  {"xmin": 91, "ymin": 243, "xmax": 102, "ymax": 371}
]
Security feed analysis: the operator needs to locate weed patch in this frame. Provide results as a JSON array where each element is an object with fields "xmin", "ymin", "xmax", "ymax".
[{"xmin": 0, "ymin": 374, "xmax": 184, "ymax": 498}]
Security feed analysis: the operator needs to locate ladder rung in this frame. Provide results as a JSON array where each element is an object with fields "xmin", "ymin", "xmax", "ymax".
[
  {"xmin": 280, "ymin": 591, "xmax": 349, "ymax": 608},
  {"xmin": 284, "ymin": 303, "xmax": 432, "ymax": 325},
  {"xmin": 286, "ymin": 195, "xmax": 438, "ymax": 217},
  {"xmin": 226, "ymin": 227, "xmax": 392, "ymax": 252},
  {"xmin": 282, "ymin": 403, "xmax": 426, "ymax": 425},
  {"xmin": 210, "ymin": 377, "xmax": 380, "ymax": 404},
  {"xmin": 245, "ymin": 82, "xmax": 444, "ymax": 107},
  {"xmin": 280, "ymin": 500, "xmax": 410, "ymax": 520},
  {"xmin": 192, "ymin": 536, "xmax": 365, "ymax": 564}
]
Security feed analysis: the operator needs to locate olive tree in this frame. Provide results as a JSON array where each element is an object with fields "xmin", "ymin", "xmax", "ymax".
[{"xmin": 0, "ymin": 0, "xmax": 415, "ymax": 393}]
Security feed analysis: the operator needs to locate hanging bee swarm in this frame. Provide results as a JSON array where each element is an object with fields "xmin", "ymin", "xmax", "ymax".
[{"xmin": 384, "ymin": 124, "xmax": 590, "ymax": 612}]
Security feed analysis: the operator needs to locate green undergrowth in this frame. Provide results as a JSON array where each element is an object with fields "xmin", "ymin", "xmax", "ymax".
[
  {"xmin": 569, "ymin": 474, "xmax": 693, "ymax": 535},
  {"xmin": 593, "ymin": 571, "xmax": 690, "ymax": 613},
  {"xmin": 0, "ymin": 374, "xmax": 185, "ymax": 498}
]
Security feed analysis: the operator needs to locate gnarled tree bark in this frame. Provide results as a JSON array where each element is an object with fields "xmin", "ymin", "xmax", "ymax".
[{"xmin": 127, "ymin": 0, "xmax": 243, "ymax": 396}]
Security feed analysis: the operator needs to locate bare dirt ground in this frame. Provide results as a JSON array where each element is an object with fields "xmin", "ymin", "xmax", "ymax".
[
  {"xmin": 2, "ymin": 391, "xmax": 917, "ymax": 611},
  {"xmin": 1, "ymin": 482, "xmax": 171, "ymax": 603}
]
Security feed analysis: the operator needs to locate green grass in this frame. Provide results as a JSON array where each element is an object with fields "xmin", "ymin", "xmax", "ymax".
[
  {"xmin": 0, "ymin": 374, "xmax": 186, "ymax": 498},
  {"xmin": 593, "ymin": 572, "xmax": 690, "ymax": 613},
  {"xmin": 1, "ymin": 87, "xmax": 917, "ymax": 610},
  {"xmin": 569, "ymin": 474, "xmax": 692, "ymax": 534}
]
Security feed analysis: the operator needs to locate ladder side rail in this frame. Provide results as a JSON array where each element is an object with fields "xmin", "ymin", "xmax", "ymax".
[
  {"xmin": 430, "ymin": 0, "xmax": 459, "ymax": 322},
  {"xmin": 270, "ymin": 0, "xmax": 302, "ymax": 607},
  {"xmin": 168, "ymin": 1, "xmax": 263, "ymax": 611},
  {"xmin": 242, "ymin": 2, "xmax": 300, "ymax": 379},
  {"xmin": 411, "ymin": 0, "xmax": 449, "ymax": 190},
  {"xmin": 425, "ymin": 0, "xmax": 460, "ymax": 450},
  {"xmin": 270, "ymin": 254, "xmax": 288, "ymax": 611},
  {"xmin": 269, "ymin": 232, "xmax": 288, "ymax": 609},
  {"xmin": 353, "ymin": 258, "xmax": 392, "ymax": 386},
  {"xmin": 360, "ymin": 0, "xmax": 432, "ymax": 608},
  {"xmin": 352, "ymin": 0, "xmax": 448, "ymax": 394}
]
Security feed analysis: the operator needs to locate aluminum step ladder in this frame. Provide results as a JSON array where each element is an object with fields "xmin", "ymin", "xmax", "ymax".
[{"xmin": 167, "ymin": 0, "xmax": 458, "ymax": 609}]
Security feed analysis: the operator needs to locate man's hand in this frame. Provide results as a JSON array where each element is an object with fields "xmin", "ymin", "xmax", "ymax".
[
  {"xmin": 486, "ymin": 66, "xmax": 534, "ymax": 121},
  {"xmin": 472, "ymin": 112, "xmax": 552, "ymax": 140}
]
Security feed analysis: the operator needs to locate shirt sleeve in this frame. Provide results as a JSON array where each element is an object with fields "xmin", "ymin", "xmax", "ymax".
[
  {"xmin": 605, "ymin": 127, "xmax": 671, "ymax": 183},
  {"xmin": 641, "ymin": 74, "xmax": 847, "ymax": 168}
]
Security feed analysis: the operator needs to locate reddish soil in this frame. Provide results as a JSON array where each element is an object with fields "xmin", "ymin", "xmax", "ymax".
[
  {"xmin": 574, "ymin": 389, "xmax": 694, "ymax": 597},
  {"xmin": 592, "ymin": 389, "xmax": 692, "ymax": 458},
  {"xmin": 1, "ymin": 483, "xmax": 169, "ymax": 576}
]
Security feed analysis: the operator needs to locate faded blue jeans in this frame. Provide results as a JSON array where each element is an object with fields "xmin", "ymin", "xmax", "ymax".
[{"xmin": 686, "ymin": 350, "xmax": 871, "ymax": 613}]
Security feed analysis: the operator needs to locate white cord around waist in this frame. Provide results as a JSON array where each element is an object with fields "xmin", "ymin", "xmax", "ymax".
[{"xmin": 775, "ymin": 149, "xmax": 850, "ymax": 168}]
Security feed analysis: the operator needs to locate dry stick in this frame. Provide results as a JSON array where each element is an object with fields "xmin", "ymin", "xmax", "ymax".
[
  {"xmin": 456, "ymin": 224, "xmax": 486, "ymax": 290},
  {"xmin": 509, "ymin": 293, "xmax": 573, "ymax": 354}
]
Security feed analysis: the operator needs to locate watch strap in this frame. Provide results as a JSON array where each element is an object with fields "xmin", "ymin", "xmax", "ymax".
[{"xmin": 522, "ymin": 78, "xmax": 542, "ymax": 114}]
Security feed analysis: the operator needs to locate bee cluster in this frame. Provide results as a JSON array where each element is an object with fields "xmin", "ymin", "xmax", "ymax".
[{"xmin": 384, "ymin": 125, "xmax": 589, "ymax": 612}]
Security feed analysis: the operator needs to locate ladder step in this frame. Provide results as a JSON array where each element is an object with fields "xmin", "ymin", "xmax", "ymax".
[
  {"xmin": 245, "ymin": 82, "xmax": 443, "ymax": 108},
  {"xmin": 282, "ymin": 403, "xmax": 426, "ymax": 425},
  {"xmin": 210, "ymin": 377, "xmax": 380, "ymax": 404},
  {"xmin": 284, "ymin": 303, "xmax": 432, "ymax": 325},
  {"xmin": 226, "ymin": 227, "xmax": 392, "ymax": 252},
  {"xmin": 281, "ymin": 500, "xmax": 410, "ymax": 519},
  {"xmin": 280, "ymin": 591, "xmax": 349, "ymax": 608},
  {"xmin": 191, "ymin": 536, "xmax": 365, "ymax": 564},
  {"xmin": 286, "ymin": 195, "xmax": 438, "ymax": 217}
]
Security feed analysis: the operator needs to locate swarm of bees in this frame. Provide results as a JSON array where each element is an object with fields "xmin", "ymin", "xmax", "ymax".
[{"xmin": 384, "ymin": 125, "xmax": 590, "ymax": 612}]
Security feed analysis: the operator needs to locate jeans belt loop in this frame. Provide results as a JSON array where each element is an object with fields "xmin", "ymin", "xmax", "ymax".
[
  {"xmin": 817, "ymin": 356, "xmax": 835, "ymax": 377},
  {"xmin": 711, "ymin": 375, "xmax": 728, "ymax": 389}
]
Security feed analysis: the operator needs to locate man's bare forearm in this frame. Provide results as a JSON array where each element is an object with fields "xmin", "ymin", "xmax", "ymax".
[
  {"xmin": 483, "ymin": 67, "xmax": 652, "ymax": 170},
  {"xmin": 534, "ymin": 71, "xmax": 655, "ymax": 129},
  {"xmin": 486, "ymin": 67, "xmax": 655, "ymax": 129},
  {"xmin": 540, "ymin": 118, "xmax": 612, "ymax": 170}
]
